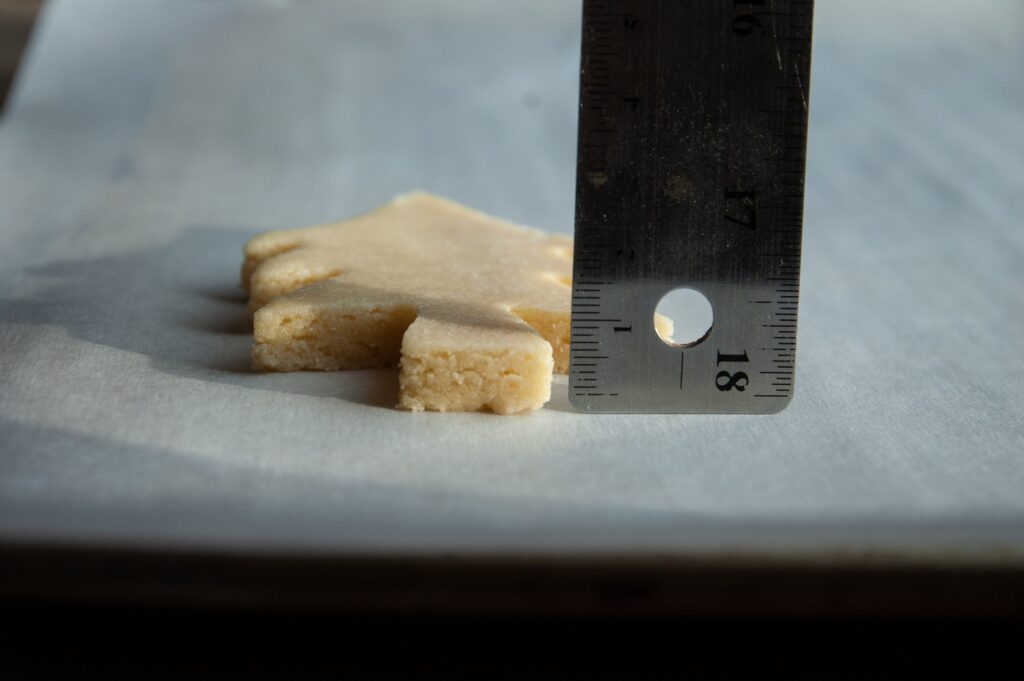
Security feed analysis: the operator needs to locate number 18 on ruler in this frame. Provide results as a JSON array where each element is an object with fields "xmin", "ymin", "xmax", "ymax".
[{"xmin": 569, "ymin": 0, "xmax": 813, "ymax": 413}]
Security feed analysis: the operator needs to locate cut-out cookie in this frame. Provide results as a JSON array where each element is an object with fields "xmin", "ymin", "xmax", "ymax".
[{"xmin": 241, "ymin": 191, "xmax": 674, "ymax": 414}]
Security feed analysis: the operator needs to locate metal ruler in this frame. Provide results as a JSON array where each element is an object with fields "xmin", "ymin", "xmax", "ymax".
[{"xmin": 570, "ymin": 0, "xmax": 814, "ymax": 413}]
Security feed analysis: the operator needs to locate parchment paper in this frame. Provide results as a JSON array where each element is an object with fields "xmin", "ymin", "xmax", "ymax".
[{"xmin": 1, "ymin": 0, "xmax": 1022, "ymax": 559}]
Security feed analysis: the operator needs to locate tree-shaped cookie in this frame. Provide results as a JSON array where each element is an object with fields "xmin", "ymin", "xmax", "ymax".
[{"xmin": 242, "ymin": 191, "xmax": 581, "ymax": 413}]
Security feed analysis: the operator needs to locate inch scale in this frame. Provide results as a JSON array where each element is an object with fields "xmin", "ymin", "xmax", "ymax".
[{"xmin": 570, "ymin": 0, "xmax": 814, "ymax": 413}]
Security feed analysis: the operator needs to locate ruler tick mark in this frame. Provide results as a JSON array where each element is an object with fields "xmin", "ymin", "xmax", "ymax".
[{"xmin": 571, "ymin": 0, "xmax": 811, "ymax": 413}]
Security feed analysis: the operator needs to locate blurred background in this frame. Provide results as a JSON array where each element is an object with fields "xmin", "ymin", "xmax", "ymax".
[
  {"xmin": 4, "ymin": 0, "xmax": 1019, "ymax": 228},
  {"xmin": 0, "ymin": 1, "xmax": 39, "ymax": 103},
  {"xmin": 3, "ymin": 0, "xmax": 1022, "ymax": 238}
]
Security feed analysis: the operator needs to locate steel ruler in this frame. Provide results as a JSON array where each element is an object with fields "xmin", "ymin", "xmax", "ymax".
[{"xmin": 569, "ymin": 0, "xmax": 814, "ymax": 413}]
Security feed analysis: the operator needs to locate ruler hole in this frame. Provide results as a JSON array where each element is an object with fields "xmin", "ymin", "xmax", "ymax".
[{"xmin": 654, "ymin": 288, "xmax": 713, "ymax": 347}]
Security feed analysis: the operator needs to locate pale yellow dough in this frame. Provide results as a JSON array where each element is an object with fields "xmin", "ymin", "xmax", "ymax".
[{"xmin": 242, "ymin": 191, "xmax": 673, "ymax": 414}]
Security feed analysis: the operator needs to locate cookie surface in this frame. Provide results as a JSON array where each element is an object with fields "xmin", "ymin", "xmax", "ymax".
[{"xmin": 242, "ymin": 191, "xmax": 577, "ymax": 414}]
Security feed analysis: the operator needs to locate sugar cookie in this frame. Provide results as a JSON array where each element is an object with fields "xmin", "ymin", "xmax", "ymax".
[{"xmin": 242, "ymin": 192, "xmax": 674, "ymax": 413}]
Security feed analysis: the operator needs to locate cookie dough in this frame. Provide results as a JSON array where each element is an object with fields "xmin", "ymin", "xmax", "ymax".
[
  {"xmin": 243, "ymin": 192, "xmax": 673, "ymax": 413},
  {"xmin": 242, "ymin": 192, "xmax": 578, "ymax": 413}
]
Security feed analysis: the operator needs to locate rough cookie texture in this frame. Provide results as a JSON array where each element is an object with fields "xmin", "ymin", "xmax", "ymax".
[{"xmin": 242, "ymin": 191, "xmax": 583, "ymax": 414}]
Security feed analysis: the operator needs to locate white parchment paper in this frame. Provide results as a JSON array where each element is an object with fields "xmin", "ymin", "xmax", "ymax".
[{"xmin": 1, "ymin": 0, "xmax": 1022, "ymax": 559}]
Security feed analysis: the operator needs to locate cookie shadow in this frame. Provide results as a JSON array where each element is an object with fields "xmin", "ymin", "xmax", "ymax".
[{"xmin": 0, "ymin": 227, "xmax": 398, "ymax": 409}]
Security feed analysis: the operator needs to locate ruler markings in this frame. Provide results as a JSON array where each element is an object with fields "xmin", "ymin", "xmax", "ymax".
[{"xmin": 571, "ymin": 0, "xmax": 812, "ymax": 413}]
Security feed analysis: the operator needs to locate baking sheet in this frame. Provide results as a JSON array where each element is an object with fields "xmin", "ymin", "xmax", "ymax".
[{"xmin": 1, "ymin": 0, "xmax": 1022, "ymax": 559}]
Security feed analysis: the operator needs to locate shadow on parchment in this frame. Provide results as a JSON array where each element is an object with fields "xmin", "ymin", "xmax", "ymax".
[
  {"xmin": 0, "ymin": 227, "xmax": 400, "ymax": 410},
  {"xmin": 0, "ymin": 226, "xmax": 576, "ymax": 413}
]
